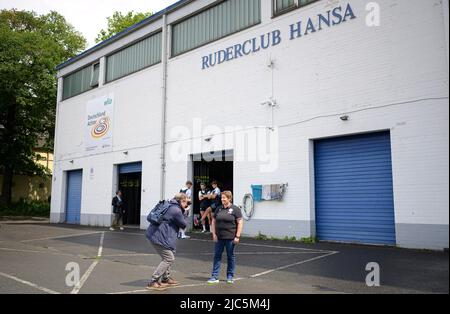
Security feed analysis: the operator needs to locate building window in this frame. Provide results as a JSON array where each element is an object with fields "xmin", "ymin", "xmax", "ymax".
[
  {"xmin": 273, "ymin": 0, "xmax": 317, "ymax": 16},
  {"xmin": 62, "ymin": 63, "xmax": 99, "ymax": 100},
  {"xmin": 171, "ymin": 0, "xmax": 261, "ymax": 57},
  {"xmin": 106, "ymin": 32, "xmax": 162, "ymax": 83},
  {"xmin": 90, "ymin": 62, "xmax": 100, "ymax": 87}
]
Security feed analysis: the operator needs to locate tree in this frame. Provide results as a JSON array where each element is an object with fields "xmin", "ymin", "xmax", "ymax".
[
  {"xmin": 0, "ymin": 10, "xmax": 86, "ymax": 205},
  {"xmin": 96, "ymin": 11, "xmax": 151, "ymax": 43}
]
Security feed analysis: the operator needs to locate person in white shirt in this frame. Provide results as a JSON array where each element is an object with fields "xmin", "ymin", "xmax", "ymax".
[{"xmin": 178, "ymin": 181, "xmax": 193, "ymax": 239}]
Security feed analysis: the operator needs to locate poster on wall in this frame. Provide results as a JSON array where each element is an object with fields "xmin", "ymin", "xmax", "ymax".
[{"xmin": 85, "ymin": 94, "xmax": 114, "ymax": 154}]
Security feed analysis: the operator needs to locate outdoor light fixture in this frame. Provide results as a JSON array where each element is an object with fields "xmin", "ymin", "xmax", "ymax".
[
  {"xmin": 70, "ymin": 160, "xmax": 74, "ymax": 164},
  {"xmin": 123, "ymin": 151, "xmax": 129, "ymax": 155},
  {"xmin": 204, "ymin": 136, "xmax": 213, "ymax": 142},
  {"xmin": 340, "ymin": 115, "xmax": 350, "ymax": 121}
]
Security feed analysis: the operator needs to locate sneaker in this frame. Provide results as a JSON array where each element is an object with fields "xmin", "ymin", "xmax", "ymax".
[
  {"xmin": 201, "ymin": 229, "xmax": 207, "ymax": 233},
  {"xmin": 207, "ymin": 278, "xmax": 219, "ymax": 285},
  {"xmin": 146, "ymin": 281, "xmax": 168, "ymax": 291},
  {"xmin": 109, "ymin": 227, "xmax": 115, "ymax": 231},
  {"xmin": 226, "ymin": 277, "xmax": 234, "ymax": 284},
  {"xmin": 161, "ymin": 278, "xmax": 180, "ymax": 287},
  {"xmin": 181, "ymin": 235, "xmax": 191, "ymax": 239},
  {"xmin": 120, "ymin": 227, "xmax": 124, "ymax": 231}
]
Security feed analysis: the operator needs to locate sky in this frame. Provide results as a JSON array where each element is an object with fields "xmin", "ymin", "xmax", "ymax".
[{"xmin": 0, "ymin": 0, "xmax": 180, "ymax": 48}]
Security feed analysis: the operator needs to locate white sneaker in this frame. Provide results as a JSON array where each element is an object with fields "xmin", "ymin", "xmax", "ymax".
[
  {"xmin": 120, "ymin": 227, "xmax": 124, "ymax": 231},
  {"xmin": 109, "ymin": 227, "xmax": 115, "ymax": 231},
  {"xmin": 182, "ymin": 235, "xmax": 191, "ymax": 239}
]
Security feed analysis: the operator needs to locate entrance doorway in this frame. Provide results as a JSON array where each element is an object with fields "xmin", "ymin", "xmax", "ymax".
[
  {"xmin": 118, "ymin": 162, "xmax": 142, "ymax": 226},
  {"xmin": 192, "ymin": 151, "xmax": 233, "ymax": 230}
]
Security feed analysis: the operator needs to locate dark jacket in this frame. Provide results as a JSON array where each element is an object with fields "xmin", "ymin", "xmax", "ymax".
[
  {"xmin": 146, "ymin": 199, "xmax": 187, "ymax": 252},
  {"xmin": 112, "ymin": 196, "xmax": 124, "ymax": 214}
]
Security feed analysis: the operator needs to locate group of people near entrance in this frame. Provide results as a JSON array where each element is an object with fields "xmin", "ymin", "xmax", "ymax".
[{"xmin": 144, "ymin": 180, "xmax": 244, "ymax": 291}]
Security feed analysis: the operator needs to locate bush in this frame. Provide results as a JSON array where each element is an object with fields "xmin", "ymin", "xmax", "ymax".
[
  {"xmin": 255, "ymin": 232, "xmax": 269, "ymax": 241},
  {"xmin": 0, "ymin": 199, "xmax": 50, "ymax": 217}
]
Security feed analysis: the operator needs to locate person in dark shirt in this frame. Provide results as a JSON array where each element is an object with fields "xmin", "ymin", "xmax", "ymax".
[
  {"xmin": 207, "ymin": 191, "xmax": 243, "ymax": 285},
  {"xmin": 111, "ymin": 190, "xmax": 125, "ymax": 231},
  {"xmin": 198, "ymin": 182, "xmax": 211, "ymax": 233}
]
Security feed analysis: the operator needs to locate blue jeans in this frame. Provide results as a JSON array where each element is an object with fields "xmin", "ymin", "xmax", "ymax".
[{"xmin": 211, "ymin": 239, "xmax": 236, "ymax": 279}]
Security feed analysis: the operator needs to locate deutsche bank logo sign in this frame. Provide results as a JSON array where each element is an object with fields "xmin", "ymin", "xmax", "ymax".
[{"xmin": 201, "ymin": 3, "xmax": 356, "ymax": 70}]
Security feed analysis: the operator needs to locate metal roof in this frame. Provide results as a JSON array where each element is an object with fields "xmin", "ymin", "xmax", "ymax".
[{"xmin": 56, "ymin": 0, "xmax": 193, "ymax": 71}]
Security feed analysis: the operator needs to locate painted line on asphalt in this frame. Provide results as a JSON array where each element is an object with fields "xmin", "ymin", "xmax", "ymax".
[
  {"xmin": 71, "ymin": 232, "xmax": 105, "ymax": 294},
  {"xmin": 102, "ymin": 251, "xmax": 327, "ymax": 258},
  {"xmin": 21, "ymin": 231, "xmax": 103, "ymax": 243},
  {"xmin": 250, "ymin": 251, "xmax": 339, "ymax": 278},
  {"xmin": 103, "ymin": 232, "xmax": 336, "ymax": 253},
  {"xmin": 188, "ymin": 237, "xmax": 337, "ymax": 253},
  {"xmin": 107, "ymin": 253, "xmax": 338, "ymax": 295},
  {"xmin": 0, "ymin": 247, "xmax": 91, "ymax": 259},
  {"xmin": 0, "ymin": 247, "xmax": 44, "ymax": 254},
  {"xmin": 0, "ymin": 272, "xmax": 60, "ymax": 294}
]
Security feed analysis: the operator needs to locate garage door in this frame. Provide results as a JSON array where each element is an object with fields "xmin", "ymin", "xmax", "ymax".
[
  {"xmin": 66, "ymin": 170, "xmax": 83, "ymax": 224},
  {"xmin": 314, "ymin": 132, "xmax": 396, "ymax": 245}
]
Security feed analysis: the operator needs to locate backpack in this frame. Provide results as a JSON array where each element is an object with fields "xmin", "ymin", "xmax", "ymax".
[{"xmin": 147, "ymin": 200, "xmax": 171, "ymax": 226}]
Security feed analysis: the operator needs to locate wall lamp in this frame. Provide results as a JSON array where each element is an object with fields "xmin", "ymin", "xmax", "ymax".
[{"xmin": 340, "ymin": 115, "xmax": 350, "ymax": 121}]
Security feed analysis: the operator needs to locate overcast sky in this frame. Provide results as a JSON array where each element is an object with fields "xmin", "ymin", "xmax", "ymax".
[{"xmin": 0, "ymin": 0, "xmax": 180, "ymax": 48}]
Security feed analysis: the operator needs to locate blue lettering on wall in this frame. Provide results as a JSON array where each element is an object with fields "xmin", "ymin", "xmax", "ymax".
[{"xmin": 201, "ymin": 3, "xmax": 356, "ymax": 70}]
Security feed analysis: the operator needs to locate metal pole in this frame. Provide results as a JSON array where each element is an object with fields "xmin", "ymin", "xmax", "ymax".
[{"xmin": 160, "ymin": 14, "xmax": 168, "ymax": 201}]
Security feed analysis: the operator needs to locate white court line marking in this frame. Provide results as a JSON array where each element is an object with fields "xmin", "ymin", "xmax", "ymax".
[
  {"xmin": 0, "ymin": 247, "xmax": 44, "ymax": 254},
  {"xmin": 188, "ymin": 237, "xmax": 336, "ymax": 253},
  {"xmin": 0, "ymin": 247, "xmax": 91, "ymax": 259},
  {"xmin": 102, "ymin": 251, "xmax": 327, "ymax": 258},
  {"xmin": 71, "ymin": 232, "xmax": 105, "ymax": 294},
  {"xmin": 112, "ymin": 232, "xmax": 336, "ymax": 254},
  {"xmin": 250, "ymin": 251, "xmax": 339, "ymax": 278},
  {"xmin": 108, "ymin": 251, "xmax": 338, "ymax": 295},
  {"xmin": 0, "ymin": 272, "xmax": 60, "ymax": 294},
  {"xmin": 21, "ymin": 231, "xmax": 103, "ymax": 243}
]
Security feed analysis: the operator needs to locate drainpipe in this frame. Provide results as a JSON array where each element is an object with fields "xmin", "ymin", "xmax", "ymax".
[{"xmin": 160, "ymin": 14, "xmax": 169, "ymax": 201}]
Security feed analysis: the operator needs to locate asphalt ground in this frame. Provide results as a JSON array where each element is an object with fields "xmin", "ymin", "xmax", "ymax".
[{"xmin": 0, "ymin": 221, "xmax": 448, "ymax": 294}]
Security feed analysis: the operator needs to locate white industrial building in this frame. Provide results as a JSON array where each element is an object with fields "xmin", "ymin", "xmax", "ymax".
[{"xmin": 51, "ymin": 0, "xmax": 449, "ymax": 250}]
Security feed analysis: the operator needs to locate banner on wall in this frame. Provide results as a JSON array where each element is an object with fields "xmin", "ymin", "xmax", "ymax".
[{"xmin": 85, "ymin": 94, "xmax": 114, "ymax": 153}]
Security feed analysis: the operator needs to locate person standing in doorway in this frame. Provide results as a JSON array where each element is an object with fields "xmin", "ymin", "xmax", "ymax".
[
  {"xmin": 200, "ymin": 180, "xmax": 221, "ymax": 229},
  {"xmin": 208, "ymin": 191, "xmax": 243, "ymax": 285},
  {"xmin": 146, "ymin": 193, "xmax": 188, "ymax": 291},
  {"xmin": 111, "ymin": 190, "xmax": 125, "ymax": 231},
  {"xmin": 179, "ymin": 181, "xmax": 193, "ymax": 239},
  {"xmin": 199, "ymin": 182, "xmax": 211, "ymax": 233}
]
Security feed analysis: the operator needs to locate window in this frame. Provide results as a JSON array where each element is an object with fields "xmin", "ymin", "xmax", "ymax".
[
  {"xmin": 273, "ymin": 0, "xmax": 317, "ymax": 16},
  {"xmin": 62, "ymin": 63, "xmax": 99, "ymax": 100},
  {"xmin": 106, "ymin": 32, "xmax": 162, "ymax": 83},
  {"xmin": 171, "ymin": 0, "xmax": 261, "ymax": 57},
  {"xmin": 90, "ymin": 63, "xmax": 100, "ymax": 87}
]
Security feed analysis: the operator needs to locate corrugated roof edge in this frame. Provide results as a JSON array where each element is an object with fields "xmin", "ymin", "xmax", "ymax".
[{"xmin": 56, "ymin": 0, "xmax": 193, "ymax": 71}]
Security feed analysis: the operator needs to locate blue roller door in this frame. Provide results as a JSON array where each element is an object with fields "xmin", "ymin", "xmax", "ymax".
[
  {"xmin": 66, "ymin": 170, "xmax": 83, "ymax": 224},
  {"xmin": 314, "ymin": 132, "xmax": 396, "ymax": 245},
  {"xmin": 119, "ymin": 162, "xmax": 142, "ymax": 174}
]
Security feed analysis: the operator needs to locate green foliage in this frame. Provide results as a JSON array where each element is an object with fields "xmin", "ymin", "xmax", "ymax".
[
  {"xmin": 95, "ymin": 11, "xmax": 152, "ymax": 43},
  {"xmin": 300, "ymin": 236, "xmax": 317, "ymax": 244},
  {"xmin": 0, "ymin": 9, "xmax": 86, "ymax": 204},
  {"xmin": 255, "ymin": 232, "xmax": 269, "ymax": 240},
  {"xmin": 255, "ymin": 233, "xmax": 317, "ymax": 244},
  {"xmin": 0, "ymin": 199, "xmax": 50, "ymax": 217}
]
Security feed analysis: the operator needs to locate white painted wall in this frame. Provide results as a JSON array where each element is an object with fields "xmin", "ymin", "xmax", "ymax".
[{"xmin": 51, "ymin": 0, "xmax": 449, "ymax": 249}]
